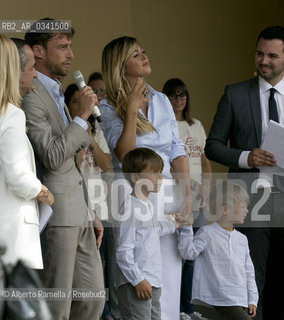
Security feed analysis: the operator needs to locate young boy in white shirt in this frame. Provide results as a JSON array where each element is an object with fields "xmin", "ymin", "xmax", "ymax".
[
  {"xmin": 178, "ymin": 181, "xmax": 258, "ymax": 320},
  {"xmin": 116, "ymin": 147, "xmax": 178, "ymax": 320}
]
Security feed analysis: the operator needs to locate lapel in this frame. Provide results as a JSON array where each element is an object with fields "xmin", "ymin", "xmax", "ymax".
[
  {"xmin": 248, "ymin": 77, "xmax": 262, "ymax": 147},
  {"xmin": 64, "ymin": 104, "xmax": 72, "ymax": 123},
  {"xmin": 32, "ymin": 78, "xmax": 66, "ymax": 132}
]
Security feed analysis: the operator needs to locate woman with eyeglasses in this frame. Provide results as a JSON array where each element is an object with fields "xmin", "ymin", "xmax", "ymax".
[
  {"xmin": 162, "ymin": 78, "xmax": 212, "ymax": 318},
  {"xmin": 99, "ymin": 36, "xmax": 193, "ymax": 320},
  {"xmin": 87, "ymin": 72, "xmax": 107, "ymax": 103}
]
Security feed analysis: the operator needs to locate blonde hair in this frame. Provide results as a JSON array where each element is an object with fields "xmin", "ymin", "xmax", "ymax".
[
  {"xmin": 102, "ymin": 36, "xmax": 154, "ymax": 135},
  {"xmin": 209, "ymin": 180, "xmax": 250, "ymax": 216},
  {"xmin": 0, "ymin": 34, "xmax": 21, "ymax": 114}
]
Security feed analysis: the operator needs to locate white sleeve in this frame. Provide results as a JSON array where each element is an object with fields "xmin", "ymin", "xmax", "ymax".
[
  {"xmin": 115, "ymin": 209, "xmax": 144, "ymax": 287},
  {"xmin": 157, "ymin": 221, "xmax": 176, "ymax": 236},
  {"xmin": 177, "ymin": 226, "xmax": 208, "ymax": 260},
  {"xmin": 0, "ymin": 107, "xmax": 41, "ymax": 200},
  {"xmin": 99, "ymin": 103, "xmax": 124, "ymax": 153},
  {"xmin": 245, "ymin": 243, "xmax": 259, "ymax": 306},
  {"xmin": 239, "ymin": 151, "xmax": 252, "ymax": 169}
]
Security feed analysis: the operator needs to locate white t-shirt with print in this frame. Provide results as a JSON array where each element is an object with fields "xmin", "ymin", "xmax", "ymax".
[
  {"xmin": 177, "ymin": 119, "xmax": 207, "ymax": 211},
  {"xmin": 80, "ymin": 121, "xmax": 110, "ymax": 220},
  {"xmin": 177, "ymin": 119, "xmax": 206, "ymax": 185}
]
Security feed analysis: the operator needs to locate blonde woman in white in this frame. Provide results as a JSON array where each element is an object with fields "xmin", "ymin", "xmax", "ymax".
[
  {"xmin": 99, "ymin": 36, "xmax": 193, "ymax": 320},
  {"xmin": 0, "ymin": 35, "xmax": 53, "ymax": 270}
]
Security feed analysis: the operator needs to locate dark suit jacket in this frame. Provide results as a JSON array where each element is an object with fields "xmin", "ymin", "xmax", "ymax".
[
  {"xmin": 22, "ymin": 78, "xmax": 92, "ymax": 226},
  {"xmin": 205, "ymin": 77, "xmax": 262, "ymax": 176}
]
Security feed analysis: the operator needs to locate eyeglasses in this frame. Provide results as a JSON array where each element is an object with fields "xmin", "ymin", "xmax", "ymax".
[
  {"xmin": 93, "ymin": 89, "xmax": 107, "ymax": 97},
  {"xmin": 169, "ymin": 93, "xmax": 186, "ymax": 101}
]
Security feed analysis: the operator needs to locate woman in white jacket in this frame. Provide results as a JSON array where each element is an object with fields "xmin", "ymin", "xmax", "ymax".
[{"xmin": 0, "ymin": 35, "xmax": 53, "ymax": 270}]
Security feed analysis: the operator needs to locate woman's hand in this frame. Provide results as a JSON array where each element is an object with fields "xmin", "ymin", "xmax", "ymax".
[
  {"xmin": 119, "ymin": 77, "xmax": 148, "ymax": 115},
  {"xmin": 169, "ymin": 212, "xmax": 180, "ymax": 229},
  {"xmin": 115, "ymin": 78, "xmax": 149, "ymax": 162},
  {"xmin": 198, "ymin": 182, "xmax": 210, "ymax": 211},
  {"xmin": 37, "ymin": 184, "xmax": 54, "ymax": 206}
]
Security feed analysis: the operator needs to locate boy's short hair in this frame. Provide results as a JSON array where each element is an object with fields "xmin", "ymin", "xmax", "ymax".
[
  {"xmin": 209, "ymin": 180, "xmax": 250, "ymax": 215},
  {"xmin": 122, "ymin": 148, "xmax": 164, "ymax": 186}
]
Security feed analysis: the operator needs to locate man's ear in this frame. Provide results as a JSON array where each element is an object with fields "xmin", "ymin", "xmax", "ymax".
[
  {"xmin": 130, "ymin": 173, "xmax": 139, "ymax": 185},
  {"xmin": 32, "ymin": 44, "xmax": 45, "ymax": 60}
]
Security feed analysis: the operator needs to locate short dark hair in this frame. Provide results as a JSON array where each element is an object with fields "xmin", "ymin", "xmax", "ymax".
[
  {"xmin": 122, "ymin": 148, "xmax": 164, "ymax": 186},
  {"xmin": 64, "ymin": 83, "xmax": 78, "ymax": 107},
  {"xmin": 87, "ymin": 72, "xmax": 103, "ymax": 85},
  {"xmin": 162, "ymin": 78, "xmax": 194, "ymax": 126},
  {"xmin": 257, "ymin": 26, "xmax": 284, "ymax": 51},
  {"xmin": 25, "ymin": 17, "xmax": 75, "ymax": 49},
  {"xmin": 10, "ymin": 38, "xmax": 30, "ymax": 72}
]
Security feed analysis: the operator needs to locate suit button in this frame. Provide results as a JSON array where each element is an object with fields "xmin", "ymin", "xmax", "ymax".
[{"xmin": 79, "ymin": 180, "xmax": 83, "ymax": 185}]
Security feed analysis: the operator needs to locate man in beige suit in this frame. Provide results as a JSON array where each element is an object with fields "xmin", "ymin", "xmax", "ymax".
[{"xmin": 22, "ymin": 19, "xmax": 105, "ymax": 320}]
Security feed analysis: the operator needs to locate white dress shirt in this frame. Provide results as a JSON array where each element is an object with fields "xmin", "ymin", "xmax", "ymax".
[
  {"xmin": 99, "ymin": 85, "xmax": 185, "ymax": 174},
  {"xmin": 239, "ymin": 76, "xmax": 284, "ymax": 186},
  {"xmin": 178, "ymin": 222, "xmax": 258, "ymax": 307},
  {"xmin": 116, "ymin": 195, "xmax": 175, "ymax": 288}
]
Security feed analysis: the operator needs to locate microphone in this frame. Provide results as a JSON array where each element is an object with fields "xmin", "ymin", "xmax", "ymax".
[{"xmin": 72, "ymin": 70, "xmax": 102, "ymax": 122}]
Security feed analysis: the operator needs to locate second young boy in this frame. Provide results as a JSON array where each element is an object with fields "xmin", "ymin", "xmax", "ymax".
[{"xmin": 178, "ymin": 181, "xmax": 258, "ymax": 320}]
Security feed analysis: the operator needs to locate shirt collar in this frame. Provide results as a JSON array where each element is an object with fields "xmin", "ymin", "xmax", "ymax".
[
  {"xmin": 146, "ymin": 84, "xmax": 155, "ymax": 96},
  {"xmin": 213, "ymin": 221, "xmax": 236, "ymax": 236},
  {"xmin": 129, "ymin": 194, "xmax": 154, "ymax": 213},
  {"xmin": 130, "ymin": 194, "xmax": 149, "ymax": 205},
  {"xmin": 37, "ymin": 71, "xmax": 62, "ymax": 95},
  {"xmin": 259, "ymin": 76, "xmax": 284, "ymax": 95}
]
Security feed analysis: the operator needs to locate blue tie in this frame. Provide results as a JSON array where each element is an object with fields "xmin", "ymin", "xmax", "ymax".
[
  {"xmin": 268, "ymin": 88, "xmax": 284, "ymax": 191},
  {"xmin": 269, "ymin": 88, "xmax": 279, "ymax": 123}
]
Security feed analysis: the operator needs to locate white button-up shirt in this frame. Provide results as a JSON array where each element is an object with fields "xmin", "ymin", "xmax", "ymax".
[
  {"xmin": 239, "ymin": 76, "xmax": 284, "ymax": 187},
  {"xmin": 178, "ymin": 222, "xmax": 258, "ymax": 307},
  {"xmin": 116, "ymin": 195, "xmax": 175, "ymax": 288},
  {"xmin": 99, "ymin": 85, "xmax": 185, "ymax": 175}
]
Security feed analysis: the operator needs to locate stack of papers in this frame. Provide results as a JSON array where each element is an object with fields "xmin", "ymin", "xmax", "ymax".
[{"xmin": 259, "ymin": 120, "xmax": 284, "ymax": 175}]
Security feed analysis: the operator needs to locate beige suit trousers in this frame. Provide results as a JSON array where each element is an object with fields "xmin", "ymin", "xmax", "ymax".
[{"xmin": 41, "ymin": 225, "xmax": 104, "ymax": 320}]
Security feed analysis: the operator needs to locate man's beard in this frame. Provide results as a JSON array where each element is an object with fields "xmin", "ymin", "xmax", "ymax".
[
  {"xmin": 256, "ymin": 64, "xmax": 284, "ymax": 82},
  {"xmin": 45, "ymin": 60, "xmax": 69, "ymax": 77}
]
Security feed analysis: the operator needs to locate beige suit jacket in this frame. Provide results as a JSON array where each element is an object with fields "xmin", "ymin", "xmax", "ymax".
[{"xmin": 22, "ymin": 78, "xmax": 92, "ymax": 226}]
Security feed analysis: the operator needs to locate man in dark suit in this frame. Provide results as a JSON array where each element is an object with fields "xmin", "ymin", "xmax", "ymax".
[
  {"xmin": 205, "ymin": 26, "xmax": 284, "ymax": 320},
  {"xmin": 22, "ymin": 19, "xmax": 104, "ymax": 319}
]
